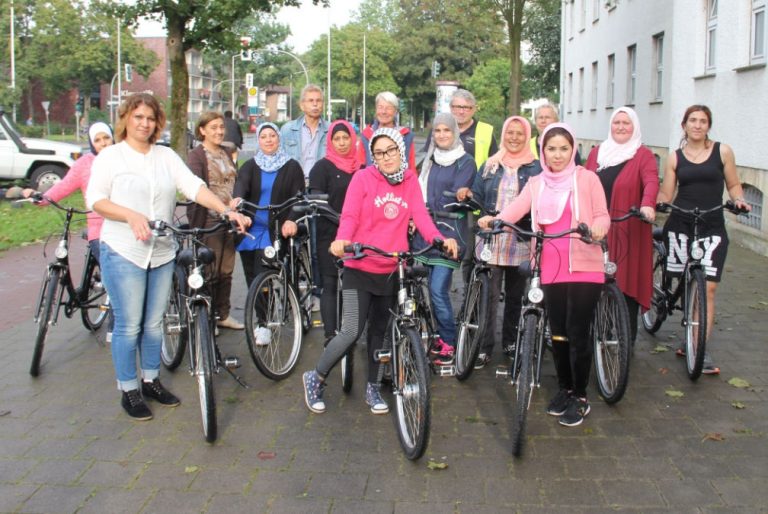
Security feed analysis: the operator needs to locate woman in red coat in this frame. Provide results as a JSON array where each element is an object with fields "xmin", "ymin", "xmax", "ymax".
[{"xmin": 585, "ymin": 106, "xmax": 659, "ymax": 343}]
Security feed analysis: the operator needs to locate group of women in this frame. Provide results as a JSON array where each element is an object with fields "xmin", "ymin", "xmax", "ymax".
[{"xmin": 38, "ymin": 91, "xmax": 748, "ymax": 427}]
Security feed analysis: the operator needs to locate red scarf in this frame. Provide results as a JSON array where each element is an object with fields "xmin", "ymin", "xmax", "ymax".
[{"xmin": 325, "ymin": 120, "xmax": 360, "ymax": 174}]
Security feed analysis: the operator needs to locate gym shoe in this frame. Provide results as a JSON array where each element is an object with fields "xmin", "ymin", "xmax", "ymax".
[
  {"xmin": 546, "ymin": 389, "xmax": 572, "ymax": 416},
  {"xmin": 474, "ymin": 353, "xmax": 491, "ymax": 369},
  {"xmin": 502, "ymin": 343, "xmax": 516, "ymax": 356},
  {"xmin": 365, "ymin": 382, "xmax": 389, "ymax": 414},
  {"xmin": 217, "ymin": 315, "xmax": 244, "ymax": 330},
  {"xmin": 311, "ymin": 296, "xmax": 321, "ymax": 313},
  {"xmin": 141, "ymin": 379, "xmax": 180, "ymax": 406},
  {"xmin": 702, "ymin": 353, "xmax": 720, "ymax": 375},
  {"xmin": 559, "ymin": 396, "xmax": 590, "ymax": 427},
  {"xmin": 254, "ymin": 326, "xmax": 272, "ymax": 346},
  {"xmin": 121, "ymin": 389, "xmax": 153, "ymax": 420},
  {"xmin": 302, "ymin": 370, "xmax": 326, "ymax": 413}
]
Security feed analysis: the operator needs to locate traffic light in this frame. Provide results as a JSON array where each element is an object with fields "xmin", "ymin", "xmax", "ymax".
[
  {"xmin": 75, "ymin": 95, "xmax": 84, "ymax": 115},
  {"xmin": 124, "ymin": 63, "xmax": 133, "ymax": 83},
  {"xmin": 240, "ymin": 36, "xmax": 253, "ymax": 61},
  {"xmin": 432, "ymin": 60, "xmax": 441, "ymax": 78}
]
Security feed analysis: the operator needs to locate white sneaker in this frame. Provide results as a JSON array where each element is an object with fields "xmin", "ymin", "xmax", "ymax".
[
  {"xmin": 217, "ymin": 315, "xmax": 245, "ymax": 330},
  {"xmin": 254, "ymin": 326, "xmax": 272, "ymax": 346},
  {"xmin": 311, "ymin": 296, "xmax": 321, "ymax": 313}
]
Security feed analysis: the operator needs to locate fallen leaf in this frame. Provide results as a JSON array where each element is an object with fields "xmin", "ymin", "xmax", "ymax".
[
  {"xmin": 224, "ymin": 396, "xmax": 239, "ymax": 404},
  {"xmin": 731, "ymin": 401, "xmax": 746, "ymax": 409},
  {"xmin": 733, "ymin": 427, "xmax": 753, "ymax": 435},
  {"xmin": 583, "ymin": 427, "xmax": 593, "ymax": 435},
  {"xmin": 257, "ymin": 451, "xmax": 276, "ymax": 460},
  {"xmin": 665, "ymin": 389, "xmax": 685, "ymax": 398},
  {"xmin": 658, "ymin": 367, "xmax": 669, "ymax": 375},
  {"xmin": 184, "ymin": 466, "xmax": 199, "ymax": 473},
  {"xmin": 427, "ymin": 461, "xmax": 448, "ymax": 470},
  {"xmin": 0, "ymin": 410, "xmax": 10, "ymax": 417},
  {"xmin": 728, "ymin": 377, "xmax": 751, "ymax": 388},
  {"xmin": 651, "ymin": 345, "xmax": 670, "ymax": 354},
  {"xmin": 701, "ymin": 432, "xmax": 725, "ymax": 442}
]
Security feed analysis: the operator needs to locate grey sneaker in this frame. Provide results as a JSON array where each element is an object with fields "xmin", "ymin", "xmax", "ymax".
[
  {"xmin": 302, "ymin": 370, "xmax": 326, "ymax": 413},
  {"xmin": 546, "ymin": 389, "xmax": 572, "ymax": 416},
  {"xmin": 474, "ymin": 353, "xmax": 491, "ymax": 369},
  {"xmin": 559, "ymin": 396, "xmax": 590, "ymax": 427},
  {"xmin": 365, "ymin": 382, "xmax": 389, "ymax": 414}
]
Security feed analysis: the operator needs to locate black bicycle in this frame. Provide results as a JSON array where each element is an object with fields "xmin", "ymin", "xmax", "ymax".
[
  {"xmin": 152, "ymin": 218, "xmax": 248, "ymax": 443},
  {"xmin": 642, "ymin": 201, "xmax": 746, "ymax": 380},
  {"xmin": 341, "ymin": 240, "xmax": 446, "ymax": 460},
  {"xmin": 18, "ymin": 194, "xmax": 110, "ymax": 377}
]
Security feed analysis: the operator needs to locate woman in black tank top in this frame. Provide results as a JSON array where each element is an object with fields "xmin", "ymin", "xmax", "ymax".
[{"xmin": 657, "ymin": 105, "xmax": 751, "ymax": 375}]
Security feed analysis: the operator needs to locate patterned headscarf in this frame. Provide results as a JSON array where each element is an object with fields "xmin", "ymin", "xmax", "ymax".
[
  {"xmin": 369, "ymin": 127, "xmax": 407, "ymax": 185},
  {"xmin": 253, "ymin": 122, "xmax": 290, "ymax": 171}
]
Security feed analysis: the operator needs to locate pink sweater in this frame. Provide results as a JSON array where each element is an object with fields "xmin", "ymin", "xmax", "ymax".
[
  {"xmin": 337, "ymin": 166, "xmax": 443, "ymax": 274},
  {"xmin": 43, "ymin": 153, "xmax": 104, "ymax": 241},
  {"xmin": 498, "ymin": 167, "xmax": 610, "ymax": 274}
]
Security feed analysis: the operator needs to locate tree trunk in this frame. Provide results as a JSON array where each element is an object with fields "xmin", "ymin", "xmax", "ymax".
[
  {"xmin": 166, "ymin": 14, "xmax": 189, "ymax": 159},
  {"xmin": 506, "ymin": 0, "xmax": 525, "ymax": 116}
]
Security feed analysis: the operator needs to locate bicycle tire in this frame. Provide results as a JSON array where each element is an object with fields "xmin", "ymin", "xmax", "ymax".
[
  {"xmin": 193, "ymin": 304, "xmax": 217, "ymax": 443},
  {"xmin": 455, "ymin": 271, "xmax": 489, "ymax": 381},
  {"xmin": 341, "ymin": 347, "xmax": 354, "ymax": 393},
  {"xmin": 245, "ymin": 271, "xmax": 302, "ymax": 380},
  {"xmin": 393, "ymin": 323, "xmax": 431, "ymax": 460},
  {"xmin": 297, "ymin": 246, "xmax": 313, "ymax": 334},
  {"xmin": 30, "ymin": 269, "xmax": 60, "ymax": 377},
  {"xmin": 642, "ymin": 241, "xmax": 666, "ymax": 334},
  {"xmin": 512, "ymin": 313, "xmax": 537, "ymax": 457},
  {"xmin": 414, "ymin": 284, "xmax": 437, "ymax": 354},
  {"xmin": 161, "ymin": 266, "xmax": 188, "ymax": 371},
  {"xmin": 685, "ymin": 268, "xmax": 708, "ymax": 381},
  {"xmin": 593, "ymin": 283, "xmax": 631, "ymax": 404},
  {"xmin": 80, "ymin": 259, "xmax": 110, "ymax": 331}
]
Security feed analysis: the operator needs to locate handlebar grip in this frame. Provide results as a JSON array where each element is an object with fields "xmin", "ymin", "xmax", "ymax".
[
  {"xmin": 432, "ymin": 237, "xmax": 444, "ymax": 248},
  {"xmin": 305, "ymin": 193, "xmax": 329, "ymax": 201},
  {"xmin": 656, "ymin": 202, "xmax": 670, "ymax": 213},
  {"xmin": 576, "ymin": 222, "xmax": 592, "ymax": 238},
  {"xmin": 292, "ymin": 204, "xmax": 314, "ymax": 214}
]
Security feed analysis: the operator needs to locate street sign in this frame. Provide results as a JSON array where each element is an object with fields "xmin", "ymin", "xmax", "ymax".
[
  {"xmin": 41, "ymin": 101, "xmax": 50, "ymax": 113},
  {"xmin": 247, "ymin": 87, "xmax": 259, "ymax": 107},
  {"xmin": 245, "ymin": 73, "xmax": 253, "ymax": 88}
]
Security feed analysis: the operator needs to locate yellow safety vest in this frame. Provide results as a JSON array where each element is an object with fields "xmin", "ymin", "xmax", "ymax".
[
  {"xmin": 530, "ymin": 136, "xmax": 540, "ymax": 160},
  {"xmin": 474, "ymin": 121, "xmax": 494, "ymax": 168}
]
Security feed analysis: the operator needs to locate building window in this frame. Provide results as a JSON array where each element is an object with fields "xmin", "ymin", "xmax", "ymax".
[
  {"xmin": 567, "ymin": 72, "xmax": 573, "ymax": 113},
  {"xmin": 607, "ymin": 53, "xmax": 615, "ymax": 107},
  {"xmin": 580, "ymin": 0, "xmax": 587, "ymax": 31},
  {"xmin": 627, "ymin": 44, "xmax": 637, "ymax": 105},
  {"xmin": 605, "ymin": 0, "xmax": 617, "ymax": 10},
  {"xmin": 569, "ymin": 0, "xmax": 575, "ymax": 39},
  {"xmin": 593, "ymin": 0, "xmax": 600, "ymax": 21},
  {"xmin": 752, "ymin": 0, "xmax": 766, "ymax": 63},
  {"xmin": 652, "ymin": 33, "xmax": 664, "ymax": 101},
  {"xmin": 591, "ymin": 61, "xmax": 599, "ymax": 109},
  {"xmin": 738, "ymin": 184, "xmax": 763, "ymax": 230},
  {"xmin": 706, "ymin": 0, "xmax": 718, "ymax": 71},
  {"xmin": 578, "ymin": 67, "xmax": 584, "ymax": 112}
]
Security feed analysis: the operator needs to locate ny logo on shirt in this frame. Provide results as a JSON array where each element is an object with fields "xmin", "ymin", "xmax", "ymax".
[{"xmin": 665, "ymin": 231, "xmax": 722, "ymax": 277}]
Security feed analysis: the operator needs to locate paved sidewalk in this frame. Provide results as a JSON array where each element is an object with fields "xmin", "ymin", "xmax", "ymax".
[{"xmin": 0, "ymin": 241, "xmax": 766, "ymax": 513}]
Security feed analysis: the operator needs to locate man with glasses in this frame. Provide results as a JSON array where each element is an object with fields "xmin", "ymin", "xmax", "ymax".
[
  {"xmin": 449, "ymin": 89, "xmax": 498, "ymax": 168},
  {"xmin": 530, "ymin": 102, "xmax": 581, "ymax": 164}
]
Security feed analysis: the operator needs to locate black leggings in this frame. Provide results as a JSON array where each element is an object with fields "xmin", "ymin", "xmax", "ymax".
[
  {"xmin": 543, "ymin": 282, "xmax": 602, "ymax": 398},
  {"xmin": 316, "ymin": 288, "xmax": 394, "ymax": 383}
]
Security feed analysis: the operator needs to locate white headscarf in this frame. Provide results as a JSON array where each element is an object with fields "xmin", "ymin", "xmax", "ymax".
[{"xmin": 596, "ymin": 106, "xmax": 642, "ymax": 170}]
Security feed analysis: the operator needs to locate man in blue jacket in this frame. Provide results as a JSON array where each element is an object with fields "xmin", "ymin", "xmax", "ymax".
[{"xmin": 280, "ymin": 84, "xmax": 330, "ymax": 181}]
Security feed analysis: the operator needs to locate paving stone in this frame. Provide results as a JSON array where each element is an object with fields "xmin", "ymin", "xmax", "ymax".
[
  {"xmin": 204, "ymin": 493, "xmax": 268, "ymax": 514},
  {"xmin": 22, "ymin": 458, "xmax": 91, "ymax": 485},
  {"xmin": 187, "ymin": 465, "xmax": 252, "ymax": 495},
  {"xmin": 0, "ymin": 483, "xmax": 38, "ymax": 512},
  {"xmin": 78, "ymin": 487, "xmax": 154, "ymax": 514},
  {"xmin": 133, "ymin": 461, "xmax": 199, "ymax": 490},
  {"xmin": 306, "ymin": 472, "xmax": 368, "ymax": 499},
  {"xmin": 0, "ymin": 458, "xmax": 37, "ymax": 483},
  {"xmin": 267, "ymin": 496, "xmax": 332, "ymax": 513},
  {"xmin": 393, "ymin": 501, "xmax": 456, "ymax": 514},
  {"xmin": 599, "ymin": 479, "xmax": 666, "ymax": 508},
  {"xmin": 18, "ymin": 484, "xmax": 92, "ymax": 513},
  {"xmin": 140, "ymin": 489, "xmax": 210, "ymax": 513},
  {"xmin": 656, "ymin": 478, "xmax": 723, "ymax": 507},
  {"xmin": 711, "ymin": 478, "xmax": 768, "ymax": 507},
  {"xmin": 77, "ymin": 460, "xmax": 146, "ymax": 488},
  {"xmin": 365, "ymin": 474, "xmax": 427, "ymax": 502},
  {"xmin": 247, "ymin": 470, "xmax": 311, "ymax": 497},
  {"xmin": 329, "ymin": 498, "xmax": 394, "ymax": 514},
  {"xmin": 540, "ymin": 478, "xmax": 603, "ymax": 506},
  {"xmin": 485, "ymin": 477, "xmax": 541, "ymax": 506}
]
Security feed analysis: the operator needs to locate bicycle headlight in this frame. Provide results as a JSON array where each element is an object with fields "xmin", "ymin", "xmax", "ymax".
[
  {"xmin": 264, "ymin": 246, "xmax": 277, "ymax": 259},
  {"xmin": 528, "ymin": 286, "xmax": 544, "ymax": 304},
  {"xmin": 404, "ymin": 298, "xmax": 415, "ymax": 316},
  {"xmin": 55, "ymin": 241, "xmax": 68, "ymax": 260},
  {"xmin": 691, "ymin": 245, "xmax": 704, "ymax": 260},
  {"xmin": 480, "ymin": 246, "xmax": 492, "ymax": 262},
  {"xmin": 605, "ymin": 261, "xmax": 617, "ymax": 275},
  {"xmin": 188, "ymin": 269, "xmax": 205, "ymax": 290}
]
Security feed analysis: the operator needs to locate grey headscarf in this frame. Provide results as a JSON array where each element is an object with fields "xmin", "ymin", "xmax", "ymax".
[
  {"xmin": 419, "ymin": 113, "xmax": 466, "ymax": 199},
  {"xmin": 369, "ymin": 127, "xmax": 407, "ymax": 185}
]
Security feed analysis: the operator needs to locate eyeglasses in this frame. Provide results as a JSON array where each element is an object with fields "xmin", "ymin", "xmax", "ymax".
[
  {"xmin": 450, "ymin": 104, "xmax": 474, "ymax": 111},
  {"xmin": 372, "ymin": 146, "xmax": 399, "ymax": 161}
]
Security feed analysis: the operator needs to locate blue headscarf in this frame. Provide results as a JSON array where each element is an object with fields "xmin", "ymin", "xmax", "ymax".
[{"xmin": 253, "ymin": 122, "xmax": 290, "ymax": 171}]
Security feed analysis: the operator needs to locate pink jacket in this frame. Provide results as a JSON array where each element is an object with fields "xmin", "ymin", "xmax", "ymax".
[
  {"xmin": 337, "ymin": 166, "xmax": 443, "ymax": 274},
  {"xmin": 498, "ymin": 167, "xmax": 610, "ymax": 273},
  {"xmin": 43, "ymin": 153, "xmax": 104, "ymax": 241}
]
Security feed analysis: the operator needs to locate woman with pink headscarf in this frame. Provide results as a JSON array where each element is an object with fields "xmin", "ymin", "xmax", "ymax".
[{"xmin": 456, "ymin": 116, "xmax": 542, "ymax": 369}]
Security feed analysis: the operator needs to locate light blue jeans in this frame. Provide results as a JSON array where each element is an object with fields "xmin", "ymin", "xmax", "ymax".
[
  {"xmin": 428, "ymin": 264, "xmax": 457, "ymax": 346},
  {"xmin": 100, "ymin": 243, "xmax": 175, "ymax": 391}
]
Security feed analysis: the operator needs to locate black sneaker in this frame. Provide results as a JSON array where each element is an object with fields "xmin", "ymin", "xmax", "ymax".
[
  {"xmin": 559, "ymin": 396, "xmax": 590, "ymax": 427},
  {"xmin": 121, "ymin": 389, "xmax": 153, "ymax": 420},
  {"xmin": 141, "ymin": 379, "xmax": 181, "ymax": 406},
  {"xmin": 474, "ymin": 353, "xmax": 491, "ymax": 369},
  {"xmin": 546, "ymin": 389, "xmax": 572, "ymax": 416}
]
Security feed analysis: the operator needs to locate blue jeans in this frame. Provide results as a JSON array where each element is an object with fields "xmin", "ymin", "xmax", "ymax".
[
  {"xmin": 100, "ymin": 243, "xmax": 175, "ymax": 391},
  {"xmin": 428, "ymin": 264, "xmax": 457, "ymax": 346}
]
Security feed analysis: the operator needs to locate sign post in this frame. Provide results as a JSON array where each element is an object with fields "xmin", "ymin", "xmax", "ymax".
[{"xmin": 41, "ymin": 101, "xmax": 50, "ymax": 137}]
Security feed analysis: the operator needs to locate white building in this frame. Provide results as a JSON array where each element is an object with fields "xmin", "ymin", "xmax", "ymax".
[{"xmin": 560, "ymin": 0, "xmax": 768, "ymax": 253}]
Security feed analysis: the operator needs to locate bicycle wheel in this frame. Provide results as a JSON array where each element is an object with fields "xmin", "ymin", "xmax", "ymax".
[
  {"xmin": 642, "ymin": 242, "xmax": 666, "ymax": 334},
  {"xmin": 30, "ymin": 268, "xmax": 60, "ymax": 377},
  {"xmin": 685, "ymin": 268, "xmax": 708, "ymax": 381},
  {"xmin": 245, "ymin": 271, "xmax": 302, "ymax": 380},
  {"xmin": 192, "ymin": 304, "xmax": 217, "ymax": 443},
  {"xmin": 455, "ymin": 272, "xmax": 489, "ymax": 381},
  {"xmin": 341, "ymin": 347, "xmax": 354, "ymax": 393},
  {"xmin": 393, "ymin": 323, "xmax": 431, "ymax": 460},
  {"xmin": 296, "ymin": 246, "xmax": 313, "ymax": 334},
  {"xmin": 161, "ymin": 266, "xmax": 187, "ymax": 371},
  {"xmin": 592, "ymin": 283, "xmax": 631, "ymax": 404},
  {"xmin": 80, "ymin": 259, "xmax": 110, "ymax": 331},
  {"xmin": 512, "ymin": 313, "xmax": 537, "ymax": 457}
]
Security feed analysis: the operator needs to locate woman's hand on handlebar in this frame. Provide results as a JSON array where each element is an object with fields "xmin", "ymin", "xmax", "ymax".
[
  {"xmin": 281, "ymin": 220, "xmax": 298, "ymax": 237},
  {"xmin": 477, "ymin": 215, "xmax": 496, "ymax": 229},
  {"xmin": 734, "ymin": 198, "xmax": 751, "ymax": 212},
  {"xmin": 456, "ymin": 187, "xmax": 472, "ymax": 201},
  {"xmin": 229, "ymin": 197, "xmax": 242, "ymax": 210},
  {"xmin": 590, "ymin": 224, "xmax": 607, "ymax": 241},
  {"xmin": 639, "ymin": 206, "xmax": 656, "ymax": 222},
  {"xmin": 330, "ymin": 239, "xmax": 350, "ymax": 258},
  {"xmin": 227, "ymin": 211, "xmax": 251, "ymax": 233},
  {"xmin": 440, "ymin": 238, "xmax": 459, "ymax": 259},
  {"xmin": 130, "ymin": 211, "xmax": 152, "ymax": 241}
]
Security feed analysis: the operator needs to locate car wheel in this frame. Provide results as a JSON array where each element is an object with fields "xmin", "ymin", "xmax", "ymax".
[{"xmin": 30, "ymin": 164, "xmax": 67, "ymax": 192}]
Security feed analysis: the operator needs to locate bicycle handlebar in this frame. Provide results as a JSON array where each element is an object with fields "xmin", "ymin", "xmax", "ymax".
[
  {"xmin": 341, "ymin": 238, "xmax": 446, "ymax": 262},
  {"xmin": 441, "ymin": 190, "xmax": 498, "ymax": 216},
  {"xmin": 15, "ymin": 192, "xmax": 91, "ymax": 215},
  {"xmin": 484, "ymin": 219, "xmax": 592, "ymax": 242},
  {"xmin": 611, "ymin": 206, "xmax": 652, "ymax": 224},
  {"xmin": 656, "ymin": 201, "xmax": 748, "ymax": 217},
  {"xmin": 149, "ymin": 218, "xmax": 249, "ymax": 239},
  {"xmin": 238, "ymin": 191, "xmax": 329, "ymax": 216}
]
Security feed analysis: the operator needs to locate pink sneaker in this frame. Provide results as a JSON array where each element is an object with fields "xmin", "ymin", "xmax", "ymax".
[{"xmin": 430, "ymin": 338, "xmax": 452, "ymax": 356}]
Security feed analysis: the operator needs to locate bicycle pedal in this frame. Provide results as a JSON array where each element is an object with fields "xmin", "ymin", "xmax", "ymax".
[
  {"xmin": 374, "ymin": 349, "xmax": 392, "ymax": 364},
  {"xmin": 99, "ymin": 304, "xmax": 110, "ymax": 312},
  {"xmin": 223, "ymin": 356, "xmax": 241, "ymax": 369},
  {"xmin": 312, "ymin": 319, "xmax": 323, "ymax": 327},
  {"xmin": 437, "ymin": 365, "xmax": 455, "ymax": 377},
  {"xmin": 495, "ymin": 366, "xmax": 511, "ymax": 378}
]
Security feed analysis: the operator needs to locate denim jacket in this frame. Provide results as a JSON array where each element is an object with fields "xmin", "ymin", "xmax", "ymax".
[
  {"xmin": 471, "ymin": 160, "xmax": 542, "ymax": 236},
  {"xmin": 279, "ymin": 115, "xmax": 329, "ymax": 172}
]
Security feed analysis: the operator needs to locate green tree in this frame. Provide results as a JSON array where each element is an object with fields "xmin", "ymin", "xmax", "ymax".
[
  {"xmin": 522, "ymin": 0, "xmax": 561, "ymax": 101},
  {"xmin": 483, "ymin": 0, "xmax": 526, "ymax": 115},
  {"xmin": 100, "ymin": 0, "xmax": 325, "ymax": 156},
  {"xmin": 465, "ymin": 57, "xmax": 510, "ymax": 131}
]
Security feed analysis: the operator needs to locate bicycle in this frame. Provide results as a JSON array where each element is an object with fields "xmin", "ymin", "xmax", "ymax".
[
  {"xmin": 641, "ymin": 201, "xmax": 747, "ymax": 380},
  {"xmin": 239, "ymin": 192, "xmax": 326, "ymax": 380},
  {"xmin": 18, "ymin": 194, "xmax": 110, "ymax": 377},
  {"xmin": 489, "ymin": 220, "xmax": 593, "ymax": 457},
  {"xmin": 341, "ymin": 239, "xmax": 446, "ymax": 460},
  {"xmin": 151, "ymin": 218, "xmax": 248, "ymax": 443}
]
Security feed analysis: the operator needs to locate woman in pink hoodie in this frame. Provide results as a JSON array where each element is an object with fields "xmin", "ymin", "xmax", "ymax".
[
  {"xmin": 302, "ymin": 127, "xmax": 458, "ymax": 416},
  {"xmin": 479, "ymin": 123, "xmax": 610, "ymax": 427}
]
